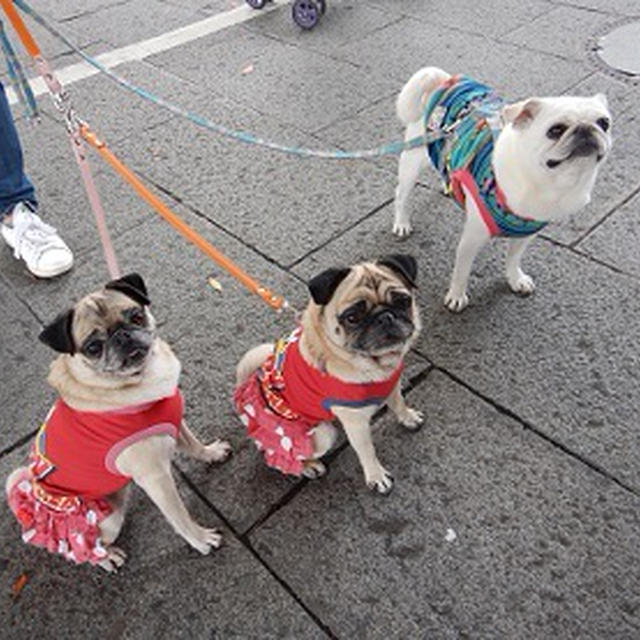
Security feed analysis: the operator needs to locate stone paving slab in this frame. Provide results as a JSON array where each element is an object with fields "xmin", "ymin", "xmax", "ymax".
[
  {"xmin": 364, "ymin": 0, "xmax": 556, "ymax": 37},
  {"xmin": 111, "ymin": 99, "xmax": 396, "ymax": 268},
  {"xmin": 502, "ymin": 4, "xmax": 623, "ymax": 61},
  {"xmin": 250, "ymin": 371, "xmax": 640, "ymax": 639},
  {"xmin": 578, "ymin": 190, "xmax": 640, "ymax": 277},
  {"xmin": 146, "ymin": 26, "xmax": 398, "ymax": 135},
  {"xmin": 0, "ymin": 278, "xmax": 54, "ymax": 452},
  {"xmin": 548, "ymin": 0, "xmax": 640, "ymax": 17},
  {"xmin": 292, "ymin": 198, "xmax": 640, "ymax": 490},
  {"xmin": 56, "ymin": 0, "xmax": 203, "ymax": 49},
  {"xmin": 333, "ymin": 15, "xmax": 590, "ymax": 96},
  {"xmin": 0, "ymin": 446, "xmax": 326, "ymax": 640}
]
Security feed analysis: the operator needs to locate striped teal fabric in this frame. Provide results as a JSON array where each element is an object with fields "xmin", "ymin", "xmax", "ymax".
[{"xmin": 423, "ymin": 75, "xmax": 548, "ymax": 238}]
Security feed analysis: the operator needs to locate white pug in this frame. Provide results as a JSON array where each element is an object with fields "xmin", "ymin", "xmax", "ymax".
[{"xmin": 392, "ymin": 66, "xmax": 612, "ymax": 312}]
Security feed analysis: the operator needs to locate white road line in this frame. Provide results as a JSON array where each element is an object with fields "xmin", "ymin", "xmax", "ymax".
[{"xmin": 6, "ymin": 0, "xmax": 290, "ymax": 105}]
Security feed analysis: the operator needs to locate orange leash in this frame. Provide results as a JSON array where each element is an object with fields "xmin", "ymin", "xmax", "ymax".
[
  {"xmin": 79, "ymin": 126, "xmax": 286, "ymax": 311},
  {"xmin": 0, "ymin": 0, "xmax": 38, "ymax": 56},
  {"xmin": 2, "ymin": 0, "xmax": 288, "ymax": 312}
]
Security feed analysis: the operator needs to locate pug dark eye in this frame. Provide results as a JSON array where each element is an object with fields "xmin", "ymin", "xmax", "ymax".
[
  {"xmin": 339, "ymin": 301, "xmax": 367, "ymax": 327},
  {"xmin": 596, "ymin": 117, "xmax": 610, "ymax": 132},
  {"xmin": 390, "ymin": 291, "xmax": 412, "ymax": 311},
  {"xmin": 83, "ymin": 340, "xmax": 103, "ymax": 358},
  {"xmin": 546, "ymin": 123, "xmax": 568, "ymax": 140},
  {"xmin": 129, "ymin": 309, "xmax": 146, "ymax": 326}
]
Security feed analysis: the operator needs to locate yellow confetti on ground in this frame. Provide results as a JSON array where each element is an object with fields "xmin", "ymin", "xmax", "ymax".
[{"xmin": 208, "ymin": 276, "xmax": 223, "ymax": 293}]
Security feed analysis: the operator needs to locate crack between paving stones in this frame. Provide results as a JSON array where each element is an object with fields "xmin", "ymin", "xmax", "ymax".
[
  {"xmin": 538, "ymin": 234, "xmax": 640, "ymax": 280},
  {"xmin": 0, "ymin": 428, "xmax": 37, "ymax": 460},
  {"xmin": 58, "ymin": 0, "xmax": 132, "ymax": 24},
  {"xmin": 570, "ymin": 182, "xmax": 640, "ymax": 248},
  {"xmin": 286, "ymin": 197, "xmax": 394, "ymax": 270},
  {"xmin": 423, "ymin": 359, "xmax": 640, "ymax": 498},
  {"xmin": 545, "ymin": 1, "xmax": 631, "ymax": 17},
  {"xmin": 241, "ymin": 13, "xmax": 406, "ymax": 71},
  {"xmin": 173, "ymin": 464, "xmax": 339, "ymax": 640},
  {"xmin": 0, "ymin": 273, "xmax": 45, "ymax": 325},
  {"xmin": 141, "ymin": 174, "xmax": 309, "ymax": 284}
]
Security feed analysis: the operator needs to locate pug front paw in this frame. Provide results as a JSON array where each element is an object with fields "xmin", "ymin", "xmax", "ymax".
[
  {"xmin": 508, "ymin": 272, "xmax": 536, "ymax": 296},
  {"xmin": 202, "ymin": 439, "xmax": 232, "ymax": 464},
  {"xmin": 398, "ymin": 407, "xmax": 424, "ymax": 431},
  {"xmin": 444, "ymin": 289, "xmax": 469, "ymax": 313},
  {"xmin": 392, "ymin": 220, "xmax": 413, "ymax": 238},
  {"xmin": 366, "ymin": 467, "xmax": 394, "ymax": 495},
  {"xmin": 191, "ymin": 527, "xmax": 223, "ymax": 555}
]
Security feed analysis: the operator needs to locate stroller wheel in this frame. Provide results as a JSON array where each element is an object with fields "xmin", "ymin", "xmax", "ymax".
[
  {"xmin": 246, "ymin": 0, "xmax": 267, "ymax": 9},
  {"xmin": 292, "ymin": 0, "xmax": 321, "ymax": 29},
  {"xmin": 317, "ymin": 0, "xmax": 326, "ymax": 14}
]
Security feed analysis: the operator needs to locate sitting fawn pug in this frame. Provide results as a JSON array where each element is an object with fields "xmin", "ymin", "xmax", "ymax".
[
  {"xmin": 5, "ymin": 274, "xmax": 231, "ymax": 572},
  {"xmin": 234, "ymin": 255, "xmax": 422, "ymax": 494},
  {"xmin": 392, "ymin": 67, "xmax": 612, "ymax": 312}
]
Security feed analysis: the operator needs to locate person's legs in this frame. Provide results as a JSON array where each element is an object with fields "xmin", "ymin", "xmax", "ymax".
[
  {"xmin": 0, "ymin": 79, "xmax": 73, "ymax": 277},
  {"xmin": 0, "ymin": 78, "xmax": 37, "ymax": 219}
]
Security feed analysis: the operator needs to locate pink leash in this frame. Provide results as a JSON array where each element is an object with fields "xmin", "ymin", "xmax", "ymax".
[{"xmin": 34, "ymin": 55, "xmax": 121, "ymax": 279}]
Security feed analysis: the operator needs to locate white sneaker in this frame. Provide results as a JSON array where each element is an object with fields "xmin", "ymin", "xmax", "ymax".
[{"xmin": 1, "ymin": 202, "xmax": 73, "ymax": 278}]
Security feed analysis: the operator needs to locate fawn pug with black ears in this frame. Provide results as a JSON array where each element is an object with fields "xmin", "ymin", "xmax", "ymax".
[
  {"xmin": 235, "ymin": 255, "xmax": 422, "ymax": 494},
  {"xmin": 6, "ymin": 274, "xmax": 231, "ymax": 572},
  {"xmin": 393, "ymin": 67, "xmax": 612, "ymax": 311}
]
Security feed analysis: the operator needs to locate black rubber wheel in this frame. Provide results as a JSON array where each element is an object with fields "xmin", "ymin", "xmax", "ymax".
[
  {"xmin": 292, "ymin": 0, "xmax": 320, "ymax": 30},
  {"xmin": 246, "ymin": 0, "xmax": 267, "ymax": 9}
]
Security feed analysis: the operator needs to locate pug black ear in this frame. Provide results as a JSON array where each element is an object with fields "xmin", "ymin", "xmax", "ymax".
[
  {"xmin": 308, "ymin": 267, "xmax": 351, "ymax": 306},
  {"xmin": 105, "ymin": 272, "xmax": 150, "ymax": 306},
  {"xmin": 39, "ymin": 309, "xmax": 75, "ymax": 354},
  {"xmin": 378, "ymin": 254, "xmax": 418, "ymax": 288}
]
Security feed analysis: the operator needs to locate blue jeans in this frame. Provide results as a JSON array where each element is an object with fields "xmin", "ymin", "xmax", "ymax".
[{"xmin": 0, "ymin": 78, "xmax": 37, "ymax": 220}]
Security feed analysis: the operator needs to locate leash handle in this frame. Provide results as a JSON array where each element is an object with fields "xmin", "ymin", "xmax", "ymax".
[{"xmin": 79, "ymin": 125, "xmax": 287, "ymax": 312}]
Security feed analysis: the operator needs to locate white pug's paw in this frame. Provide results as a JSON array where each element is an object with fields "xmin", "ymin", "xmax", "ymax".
[
  {"xmin": 398, "ymin": 407, "xmax": 424, "ymax": 431},
  {"xmin": 302, "ymin": 460, "xmax": 327, "ymax": 479},
  {"xmin": 97, "ymin": 545, "xmax": 127, "ymax": 573},
  {"xmin": 366, "ymin": 466, "xmax": 394, "ymax": 495},
  {"xmin": 508, "ymin": 272, "xmax": 536, "ymax": 296},
  {"xmin": 444, "ymin": 289, "xmax": 469, "ymax": 313},
  {"xmin": 202, "ymin": 439, "xmax": 232, "ymax": 464},
  {"xmin": 392, "ymin": 220, "xmax": 413, "ymax": 238},
  {"xmin": 191, "ymin": 527, "xmax": 223, "ymax": 555}
]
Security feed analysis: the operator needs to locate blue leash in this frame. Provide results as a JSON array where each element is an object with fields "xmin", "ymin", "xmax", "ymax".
[
  {"xmin": 0, "ymin": 16, "xmax": 37, "ymax": 118},
  {"xmin": 11, "ymin": 0, "xmax": 449, "ymax": 159}
]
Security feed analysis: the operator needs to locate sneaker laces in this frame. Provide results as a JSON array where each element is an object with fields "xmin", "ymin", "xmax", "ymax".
[{"xmin": 11, "ymin": 207, "xmax": 59, "ymax": 262}]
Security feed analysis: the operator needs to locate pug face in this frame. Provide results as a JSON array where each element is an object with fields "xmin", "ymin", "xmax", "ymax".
[
  {"xmin": 502, "ymin": 94, "xmax": 612, "ymax": 180},
  {"xmin": 39, "ymin": 273, "xmax": 156, "ymax": 378},
  {"xmin": 308, "ymin": 255, "xmax": 421, "ymax": 363}
]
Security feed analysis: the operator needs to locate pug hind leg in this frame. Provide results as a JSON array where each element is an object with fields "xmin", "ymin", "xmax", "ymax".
[
  {"xmin": 387, "ymin": 381, "xmax": 423, "ymax": 430},
  {"xmin": 445, "ymin": 198, "xmax": 491, "ymax": 312},
  {"xmin": 177, "ymin": 421, "xmax": 232, "ymax": 464},
  {"xmin": 393, "ymin": 145, "xmax": 427, "ymax": 237},
  {"xmin": 100, "ymin": 486, "xmax": 130, "ymax": 545},
  {"xmin": 506, "ymin": 235, "xmax": 537, "ymax": 295}
]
